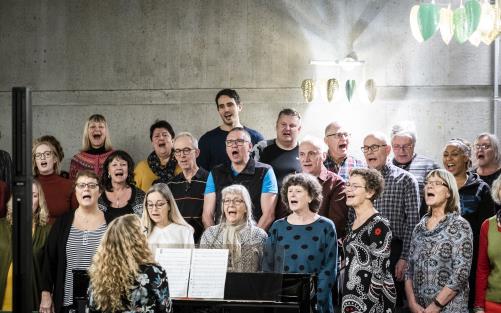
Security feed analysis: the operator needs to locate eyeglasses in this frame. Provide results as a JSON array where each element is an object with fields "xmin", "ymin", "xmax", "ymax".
[
  {"xmin": 361, "ymin": 144, "xmax": 387, "ymax": 153},
  {"xmin": 75, "ymin": 182, "xmax": 99, "ymax": 190},
  {"xmin": 225, "ymin": 139, "xmax": 248, "ymax": 147},
  {"xmin": 392, "ymin": 144, "xmax": 413, "ymax": 151},
  {"xmin": 345, "ymin": 183, "xmax": 366, "ymax": 190},
  {"xmin": 34, "ymin": 151, "xmax": 53, "ymax": 160},
  {"xmin": 174, "ymin": 148, "xmax": 195, "ymax": 156},
  {"xmin": 223, "ymin": 198, "xmax": 244, "ymax": 205},
  {"xmin": 326, "ymin": 132, "xmax": 350, "ymax": 139},
  {"xmin": 424, "ymin": 180, "xmax": 448, "ymax": 187},
  {"xmin": 146, "ymin": 201, "xmax": 169, "ymax": 210},
  {"xmin": 475, "ymin": 144, "xmax": 491, "ymax": 150}
]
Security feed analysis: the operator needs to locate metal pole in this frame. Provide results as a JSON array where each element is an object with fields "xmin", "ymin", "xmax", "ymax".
[{"xmin": 12, "ymin": 87, "xmax": 33, "ymax": 313}]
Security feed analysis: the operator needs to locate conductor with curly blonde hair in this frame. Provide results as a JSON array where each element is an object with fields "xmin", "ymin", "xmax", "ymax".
[{"xmin": 87, "ymin": 214, "xmax": 172, "ymax": 313}]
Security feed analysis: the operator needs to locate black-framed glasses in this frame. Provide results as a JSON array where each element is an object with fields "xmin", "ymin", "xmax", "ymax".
[
  {"xmin": 424, "ymin": 180, "xmax": 448, "ymax": 187},
  {"xmin": 225, "ymin": 139, "xmax": 248, "ymax": 147},
  {"xmin": 223, "ymin": 198, "xmax": 244, "ymax": 205},
  {"xmin": 361, "ymin": 144, "xmax": 387, "ymax": 153},
  {"xmin": 174, "ymin": 148, "xmax": 195, "ymax": 156},
  {"xmin": 75, "ymin": 182, "xmax": 99, "ymax": 190},
  {"xmin": 475, "ymin": 144, "xmax": 491, "ymax": 150},
  {"xmin": 146, "ymin": 201, "xmax": 169, "ymax": 210},
  {"xmin": 326, "ymin": 132, "xmax": 350, "ymax": 139},
  {"xmin": 34, "ymin": 151, "xmax": 53, "ymax": 160}
]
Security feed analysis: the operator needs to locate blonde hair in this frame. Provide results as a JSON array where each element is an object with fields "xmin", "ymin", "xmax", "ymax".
[
  {"xmin": 88, "ymin": 214, "xmax": 154, "ymax": 312},
  {"xmin": 81, "ymin": 114, "xmax": 113, "ymax": 151},
  {"xmin": 426, "ymin": 169, "xmax": 461, "ymax": 214},
  {"xmin": 32, "ymin": 140, "xmax": 61, "ymax": 175},
  {"xmin": 141, "ymin": 183, "xmax": 193, "ymax": 236},
  {"xmin": 6, "ymin": 179, "xmax": 49, "ymax": 226}
]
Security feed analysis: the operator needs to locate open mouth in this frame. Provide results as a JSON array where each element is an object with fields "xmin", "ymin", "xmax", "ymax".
[
  {"xmin": 231, "ymin": 150, "xmax": 239, "ymax": 156},
  {"xmin": 92, "ymin": 134, "xmax": 102, "ymax": 139},
  {"xmin": 114, "ymin": 171, "xmax": 124, "ymax": 177},
  {"xmin": 338, "ymin": 144, "xmax": 347, "ymax": 150},
  {"xmin": 368, "ymin": 157, "xmax": 377, "ymax": 162},
  {"xmin": 477, "ymin": 153, "xmax": 485, "ymax": 160},
  {"xmin": 446, "ymin": 163, "xmax": 456, "ymax": 170},
  {"xmin": 40, "ymin": 161, "xmax": 48, "ymax": 167},
  {"xmin": 224, "ymin": 113, "xmax": 233, "ymax": 120},
  {"xmin": 158, "ymin": 143, "xmax": 166, "ymax": 148},
  {"xmin": 227, "ymin": 209, "xmax": 237, "ymax": 216},
  {"xmin": 82, "ymin": 194, "xmax": 91, "ymax": 200},
  {"xmin": 426, "ymin": 192, "xmax": 435, "ymax": 199},
  {"xmin": 290, "ymin": 200, "xmax": 298, "ymax": 205}
]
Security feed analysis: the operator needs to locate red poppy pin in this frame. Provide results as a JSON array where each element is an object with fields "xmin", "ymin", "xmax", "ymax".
[{"xmin": 374, "ymin": 227, "xmax": 382, "ymax": 236}]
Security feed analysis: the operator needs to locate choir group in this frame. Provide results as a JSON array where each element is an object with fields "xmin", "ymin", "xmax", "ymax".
[{"xmin": 0, "ymin": 88, "xmax": 500, "ymax": 313}]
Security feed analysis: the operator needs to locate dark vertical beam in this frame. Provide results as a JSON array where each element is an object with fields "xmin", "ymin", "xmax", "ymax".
[{"xmin": 12, "ymin": 87, "xmax": 33, "ymax": 313}]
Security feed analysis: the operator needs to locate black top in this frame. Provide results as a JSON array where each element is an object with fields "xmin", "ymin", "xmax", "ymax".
[
  {"xmin": 254, "ymin": 139, "xmax": 301, "ymax": 188},
  {"xmin": 197, "ymin": 126, "xmax": 264, "ymax": 171},
  {"xmin": 476, "ymin": 167, "xmax": 501, "ymax": 187},
  {"xmin": 167, "ymin": 168, "xmax": 209, "ymax": 243},
  {"xmin": 42, "ymin": 210, "xmax": 113, "ymax": 313},
  {"xmin": 98, "ymin": 186, "xmax": 145, "ymax": 221}
]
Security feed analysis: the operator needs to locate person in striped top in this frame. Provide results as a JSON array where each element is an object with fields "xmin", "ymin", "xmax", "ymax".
[{"xmin": 40, "ymin": 170, "xmax": 111, "ymax": 313}]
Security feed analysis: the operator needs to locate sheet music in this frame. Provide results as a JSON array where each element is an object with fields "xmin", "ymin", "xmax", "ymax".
[
  {"xmin": 155, "ymin": 248, "xmax": 192, "ymax": 298},
  {"xmin": 188, "ymin": 249, "xmax": 229, "ymax": 299}
]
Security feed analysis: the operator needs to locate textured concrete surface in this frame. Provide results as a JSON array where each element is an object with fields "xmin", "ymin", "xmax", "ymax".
[{"xmin": 0, "ymin": 0, "xmax": 498, "ymax": 171}]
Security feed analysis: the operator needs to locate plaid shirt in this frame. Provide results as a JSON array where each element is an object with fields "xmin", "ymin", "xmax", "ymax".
[
  {"xmin": 323, "ymin": 154, "xmax": 365, "ymax": 181},
  {"xmin": 393, "ymin": 154, "xmax": 440, "ymax": 215},
  {"xmin": 373, "ymin": 163, "xmax": 420, "ymax": 260}
]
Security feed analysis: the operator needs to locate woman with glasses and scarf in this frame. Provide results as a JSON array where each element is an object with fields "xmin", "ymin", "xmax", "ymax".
[{"xmin": 200, "ymin": 184, "xmax": 267, "ymax": 272}]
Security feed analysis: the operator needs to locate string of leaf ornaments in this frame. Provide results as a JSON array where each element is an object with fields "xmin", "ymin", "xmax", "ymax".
[{"xmin": 410, "ymin": 0, "xmax": 501, "ymax": 45}]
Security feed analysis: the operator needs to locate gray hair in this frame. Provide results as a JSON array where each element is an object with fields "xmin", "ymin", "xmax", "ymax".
[
  {"xmin": 364, "ymin": 131, "xmax": 389, "ymax": 145},
  {"xmin": 300, "ymin": 135, "xmax": 328, "ymax": 153},
  {"xmin": 474, "ymin": 133, "xmax": 501, "ymax": 167},
  {"xmin": 220, "ymin": 184, "xmax": 255, "ymax": 225},
  {"xmin": 391, "ymin": 122, "xmax": 417, "ymax": 145},
  {"xmin": 174, "ymin": 132, "xmax": 199, "ymax": 149}
]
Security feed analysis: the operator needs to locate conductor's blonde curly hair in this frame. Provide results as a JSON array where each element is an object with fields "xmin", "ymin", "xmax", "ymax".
[{"xmin": 88, "ymin": 214, "xmax": 154, "ymax": 312}]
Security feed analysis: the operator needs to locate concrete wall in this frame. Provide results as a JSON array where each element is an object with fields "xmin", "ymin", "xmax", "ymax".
[{"xmin": 0, "ymin": 0, "xmax": 498, "ymax": 170}]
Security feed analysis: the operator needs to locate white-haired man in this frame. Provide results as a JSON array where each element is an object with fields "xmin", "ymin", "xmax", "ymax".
[
  {"xmin": 362, "ymin": 132, "xmax": 420, "ymax": 310},
  {"xmin": 390, "ymin": 123, "xmax": 439, "ymax": 216}
]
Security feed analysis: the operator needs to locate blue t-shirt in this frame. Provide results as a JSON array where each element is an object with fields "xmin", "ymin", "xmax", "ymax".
[
  {"xmin": 204, "ymin": 166, "xmax": 278, "ymax": 194},
  {"xmin": 197, "ymin": 126, "xmax": 264, "ymax": 171}
]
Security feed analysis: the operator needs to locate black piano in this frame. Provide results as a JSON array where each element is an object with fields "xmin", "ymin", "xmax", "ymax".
[{"xmin": 73, "ymin": 270, "xmax": 316, "ymax": 313}]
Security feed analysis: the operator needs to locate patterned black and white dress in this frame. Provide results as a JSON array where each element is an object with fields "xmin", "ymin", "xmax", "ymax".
[{"xmin": 342, "ymin": 213, "xmax": 396, "ymax": 313}]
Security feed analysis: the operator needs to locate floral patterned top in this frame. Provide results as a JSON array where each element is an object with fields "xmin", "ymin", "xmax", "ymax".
[{"xmin": 87, "ymin": 263, "xmax": 172, "ymax": 313}]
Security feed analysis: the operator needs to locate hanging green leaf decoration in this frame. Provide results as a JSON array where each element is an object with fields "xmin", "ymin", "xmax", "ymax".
[
  {"xmin": 345, "ymin": 80, "xmax": 356, "ymax": 102},
  {"xmin": 453, "ymin": 7, "xmax": 469, "ymax": 43},
  {"xmin": 418, "ymin": 3, "xmax": 439, "ymax": 41},
  {"xmin": 464, "ymin": 0, "xmax": 481, "ymax": 35}
]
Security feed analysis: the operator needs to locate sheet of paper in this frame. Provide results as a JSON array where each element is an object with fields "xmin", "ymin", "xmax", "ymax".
[
  {"xmin": 155, "ymin": 248, "xmax": 192, "ymax": 298},
  {"xmin": 188, "ymin": 248, "xmax": 229, "ymax": 299}
]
